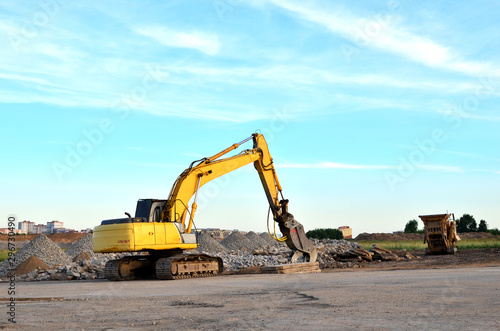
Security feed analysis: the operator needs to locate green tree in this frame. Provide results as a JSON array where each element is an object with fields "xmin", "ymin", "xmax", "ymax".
[
  {"xmin": 488, "ymin": 228, "xmax": 500, "ymax": 236},
  {"xmin": 306, "ymin": 228, "xmax": 343, "ymax": 240},
  {"xmin": 404, "ymin": 220, "xmax": 419, "ymax": 233},
  {"xmin": 457, "ymin": 214, "xmax": 477, "ymax": 233},
  {"xmin": 478, "ymin": 220, "xmax": 488, "ymax": 232}
]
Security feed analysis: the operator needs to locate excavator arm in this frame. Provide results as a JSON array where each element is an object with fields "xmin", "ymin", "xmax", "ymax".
[{"xmin": 161, "ymin": 133, "xmax": 317, "ymax": 262}]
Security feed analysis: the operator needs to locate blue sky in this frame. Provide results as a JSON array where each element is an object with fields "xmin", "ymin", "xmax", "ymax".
[{"xmin": 1, "ymin": 0, "xmax": 499, "ymax": 236}]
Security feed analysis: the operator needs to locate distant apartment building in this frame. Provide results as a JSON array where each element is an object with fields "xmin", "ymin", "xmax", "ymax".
[
  {"xmin": 18, "ymin": 221, "xmax": 36, "ymax": 234},
  {"xmin": 33, "ymin": 224, "xmax": 50, "ymax": 235},
  {"xmin": 338, "ymin": 226, "xmax": 353, "ymax": 239},
  {"xmin": 47, "ymin": 221, "xmax": 64, "ymax": 234},
  {"xmin": 18, "ymin": 220, "xmax": 64, "ymax": 234}
]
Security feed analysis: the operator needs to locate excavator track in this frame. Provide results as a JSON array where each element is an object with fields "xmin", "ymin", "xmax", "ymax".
[
  {"xmin": 104, "ymin": 259, "xmax": 122, "ymax": 281},
  {"xmin": 156, "ymin": 254, "xmax": 223, "ymax": 280},
  {"xmin": 104, "ymin": 254, "xmax": 223, "ymax": 281},
  {"xmin": 104, "ymin": 256, "xmax": 153, "ymax": 281}
]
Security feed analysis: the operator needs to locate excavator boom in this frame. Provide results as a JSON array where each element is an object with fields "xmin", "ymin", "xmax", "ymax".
[{"xmin": 162, "ymin": 133, "xmax": 317, "ymax": 262}]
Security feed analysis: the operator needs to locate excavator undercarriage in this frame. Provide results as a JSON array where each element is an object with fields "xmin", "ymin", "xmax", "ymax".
[{"xmin": 104, "ymin": 253, "xmax": 224, "ymax": 281}]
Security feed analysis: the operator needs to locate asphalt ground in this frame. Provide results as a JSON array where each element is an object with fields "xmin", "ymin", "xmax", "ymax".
[{"xmin": 2, "ymin": 266, "xmax": 499, "ymax": 330}]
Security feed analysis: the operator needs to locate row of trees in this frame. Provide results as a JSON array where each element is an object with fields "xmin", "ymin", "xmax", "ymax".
[
  {"xmin": 306, "ymin": 228, "xmax": 343, "ymax": 240},
  {"xmin": 404, "ymin": 214, "xmax": 498, "ymax": 234}
]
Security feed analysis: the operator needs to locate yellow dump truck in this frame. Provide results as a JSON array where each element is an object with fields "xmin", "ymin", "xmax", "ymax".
[{"xmin": 419, "ymin": 213, "xmax": 460, "ymax": 255}]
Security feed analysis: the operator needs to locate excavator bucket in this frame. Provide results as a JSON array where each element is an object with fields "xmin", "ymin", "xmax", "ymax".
[{"xmin": 277, "ymin": 213, "xmax": 318, "ymax": 263}]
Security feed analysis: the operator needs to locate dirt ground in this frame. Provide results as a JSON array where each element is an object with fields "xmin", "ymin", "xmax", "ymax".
[
  {"xmin": 357, "ymin": 248, "xmax": 500, "ymax": 271},
  {"xmin": 1, "ymin": 249, "xmax": 499, "ymax": 330},
  {"xmin": 0, "ymin": 233, "xmax": 85, "ymax": 243}
]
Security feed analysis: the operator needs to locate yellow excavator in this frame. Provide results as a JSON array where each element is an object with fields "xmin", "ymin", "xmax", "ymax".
[{"xmin": 93, "ymin": 133, "xmax": 318, "ymax": 280}]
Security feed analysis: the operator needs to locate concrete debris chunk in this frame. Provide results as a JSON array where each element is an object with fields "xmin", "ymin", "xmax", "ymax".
[{"xmin": 72, "ymin": 251, "xmax": 92, "ymax": 263}]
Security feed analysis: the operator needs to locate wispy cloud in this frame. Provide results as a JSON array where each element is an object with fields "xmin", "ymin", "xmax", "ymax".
[
  {"xmin": 281, "ymin": 161, "xmax": 465, "ymax": 173},
  {"xmin": 435, "ymin": 148, "xmax": 500, "ymax": 162},
  {"xmin": 167, "ymin": 64, "xmax": 482, "ymax": 94},
  {"xmin": 280, "ymin": 162, "xmax": 391, "ymax": 170},
  {"xmin": 121, "ymin": 161, "xmax": 183, "ymax": 169},
  {"xmin": 267, "ymin": 0, "xmax": 500, "ymax": 77},
  {"xmin": 415, "ymin": 164, "xmax": 464, "ymax": 173},
  {"xmin": 437, "ymin": 109, "xmax": 500, "ymax": 122},
  {"xmin": 133, "ymin": 26, "xmax": 220, "ymax": 55}
]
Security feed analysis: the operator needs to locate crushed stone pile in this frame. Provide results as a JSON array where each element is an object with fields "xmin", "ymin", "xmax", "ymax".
[
  {"xmin": 259, "ymin": 232, "xmax": 280, "ymax": 246},
  {"xmin": 14, "ymin": 256, "xmax": 49, "ymax": 276},
  {"xmin": 245, "ymin": 231, "xmax": 270, "ymax": 249},
  {"xmin": 196, "ymin": 232, "xmax": 228, "ymax": 254},
  {"xmin": 221, "ymin": 231, "xmax": 254, "ymax": 252},
  {"xmin": 0, "ymin": 235, "xmax": 71, "ymax": 277},
  {"xmin": 1, "ymin": 232, "xmax": 372, "ymax": 281},
  {"xmin": 65, "ymin": 233, "xmax": 95, "ymax": 260}
]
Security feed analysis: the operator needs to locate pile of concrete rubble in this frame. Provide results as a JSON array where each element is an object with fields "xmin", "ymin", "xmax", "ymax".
[{"xmin": 0, "ymin": 232, "xmax": 409, "ymax": 281}]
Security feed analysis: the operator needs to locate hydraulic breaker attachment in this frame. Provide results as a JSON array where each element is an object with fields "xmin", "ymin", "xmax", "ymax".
[{"xmin": 277, "ymin": 211, "xmax": 318, "ymax": 263}]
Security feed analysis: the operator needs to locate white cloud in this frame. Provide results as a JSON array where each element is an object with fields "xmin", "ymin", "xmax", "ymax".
[
  {"xmin": 267, "ymin": 0, "xmax": 500, "ymax": 78},
  {"xmin": 133, "ymin": 26, "xmax": 220, "ymax": 55},
  {"xmin": 416, "ymin": 164, "xmax": 464, "ymax": 173}
]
